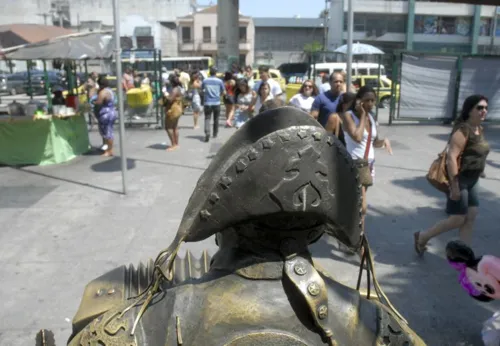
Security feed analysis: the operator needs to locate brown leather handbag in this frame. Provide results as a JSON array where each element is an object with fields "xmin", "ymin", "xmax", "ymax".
[
  {"xmin": 426, "ymin": 144, "xmax": 450, "ymax": 193},
  {"xmin": 354, "ymin": 119, "xmax": 373, "ymax": 187},
  {"xmin": 426, "ymin": 128, "xmax": 467, "ymax": 193}
]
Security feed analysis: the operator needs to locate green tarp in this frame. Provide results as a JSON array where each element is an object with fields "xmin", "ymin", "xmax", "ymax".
[{"xmin": 0, "ymin": 115, "xmax": 90, "ymax": 166}]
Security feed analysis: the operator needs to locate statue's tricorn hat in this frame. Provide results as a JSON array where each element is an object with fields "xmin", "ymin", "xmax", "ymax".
[{"xmin": 168, "ymin": 106, "xmax": 362, "ymax": 253}]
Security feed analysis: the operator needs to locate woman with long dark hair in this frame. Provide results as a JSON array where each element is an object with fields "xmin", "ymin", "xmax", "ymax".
[
  {"xmin": 234, "ymin": 79, "xmax": 256, "ymax": 129},
  {"xmin": 253, "ymin": 81, "xmax": 273, "ymax": 114},
  {"xmin": 190, "ymin": 73, "xmax": 202, "ymax": 129},
  {"xmin": 324, "ymin": 92, "xmax": 356, "ymax": 146},
  {"xmin": 223, "ymin": 72, "xmax": 236, "ymax": 127},
  {"xmin": 162, "ymin": 75, "xmax": 184, "ymax": 151},
  {"xmin": 415, "ymin": 95, "xmax": 490, "ymax": 255},
  {"xmin": 342, "ymin": 86, "xmax": 392, "ymax": 257},
  {"xmin": 93, "ymin": 76, "xmax": 117, "ymax": 157}
]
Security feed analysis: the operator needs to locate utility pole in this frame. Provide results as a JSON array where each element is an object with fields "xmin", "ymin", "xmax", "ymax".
[
  {"xmin": 37, "ymin": 13, "xmax": 50, "ymax": 25},
  {"xmin": 346, "ymin": 0, "xmax": 353, "ymax": 88},
  {"xmin": 323, "ymin": 0, "xmax": 329, "ymax": 51}
]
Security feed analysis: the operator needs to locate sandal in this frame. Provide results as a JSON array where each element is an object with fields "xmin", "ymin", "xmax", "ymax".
[{"xmin": 413, "ymin": 232, "xmax": 427, "ymax": 256}]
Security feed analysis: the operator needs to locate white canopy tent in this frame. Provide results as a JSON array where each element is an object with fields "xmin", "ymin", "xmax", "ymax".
[
  {"xmin": 2, "ymin": 29, "xmax": 128, "ymax": 195},
  {"xmin": 2, "ymin": 31, "xmax": 114, "ymax": 60}
]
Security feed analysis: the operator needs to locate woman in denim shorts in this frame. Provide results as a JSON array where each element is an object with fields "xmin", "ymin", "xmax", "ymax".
[{"xmin": 415, "ymin": 95, "xmax": 490, "ymax": 255}]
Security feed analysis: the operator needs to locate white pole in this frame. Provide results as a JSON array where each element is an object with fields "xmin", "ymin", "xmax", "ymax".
[
  {"xmin": 112, "ymin": 0, "xmax": 128, "ymax": 195},
  {"xmin": 346, "ymin": 0, "xmax": 353, "ymax": 88}
]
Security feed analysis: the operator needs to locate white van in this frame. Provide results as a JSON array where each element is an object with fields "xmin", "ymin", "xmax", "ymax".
[{"xmin": 311, "ymin": 62, "xmax": 386, "ymax": 78}]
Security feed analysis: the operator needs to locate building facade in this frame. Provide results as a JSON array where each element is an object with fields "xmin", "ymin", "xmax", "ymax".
[
  {"xmin": 1, "ymin": 0, "xmax": 196, "ymax": 57},
  {"xmin": 253, "ymin": 18, "xmax": 325, "ymax": 67},
  {"xmin": 327, "ymin": 0, "xmax": 500, "ymax": 66},
  {"xmin": 177, "ymin": 6, "xmax": 255, "ymax": 66}
]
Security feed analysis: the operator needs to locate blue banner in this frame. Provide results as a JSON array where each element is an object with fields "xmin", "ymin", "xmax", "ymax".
[{"xmin": 120, "ymin": 51, "xmax": 155, "ymax": 60}]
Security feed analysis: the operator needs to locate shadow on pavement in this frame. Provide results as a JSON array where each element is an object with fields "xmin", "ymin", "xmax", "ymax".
[
  {"xmin": 147, "ymin": 143, "xmax": 167, "ymax": 150},
  {"xmin": 9, "ymin": 166, "xmax": 122, "ymax": 194},
  {"xmin": 91, "ymin": 156, "xmax": 136, "ymax": 173},
  {"xmin": 130, "ymin": 157, "xmax": 206, "ymax": 171},
  {"xmin": 185, "ymin": 135, "xmax": 207, "ymax": 142}
]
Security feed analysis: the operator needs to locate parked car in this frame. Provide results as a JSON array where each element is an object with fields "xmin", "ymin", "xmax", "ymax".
[
  {"xmin": 0, "ymin": 74, "xmax": 7, "ymax": 95},
  {"xmin": 24, "ymin": 71, "xmax": 65, "ymax": 96},
  {"xmin": 5, "ymin": 72, "xmax": 28, "ymax": 95},
  {"xmin": 277, "ymin": 62, "xmax": 309, "ymax": 84},
  {"xmin": 351, "ymin": 75, "xmax": 400, "ymax": 109}
]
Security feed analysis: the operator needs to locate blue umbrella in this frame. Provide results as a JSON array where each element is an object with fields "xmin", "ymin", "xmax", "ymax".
[{"xmin": 334, "ymin": 42, "xmax": 384, "ymax": 55}]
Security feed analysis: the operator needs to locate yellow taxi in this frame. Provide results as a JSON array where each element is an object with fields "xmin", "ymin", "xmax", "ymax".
[
  {"xmin": 215, "ymin": 69, "xmax": 286, "ymax": 93},
  {"xmin": 252, "ymin": 69, "xmax": 287, "ymax": 93},
  {"xmin": 285, "ymin": 75, "xmax": 400, "ymax": 109},
  {"xmin": 351, "ymin": 75, "xmax": 400, "ymax": 109}
]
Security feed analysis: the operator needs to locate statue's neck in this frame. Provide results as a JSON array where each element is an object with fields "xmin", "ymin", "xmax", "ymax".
[{"xmin": 211, "ymin": 228, "xmax": 319, "ymax": 280}]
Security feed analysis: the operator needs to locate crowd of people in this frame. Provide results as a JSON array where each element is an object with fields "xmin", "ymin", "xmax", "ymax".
[{"xmin": 84, "ymin": 64, "xmax": 491, "ymax": 260}]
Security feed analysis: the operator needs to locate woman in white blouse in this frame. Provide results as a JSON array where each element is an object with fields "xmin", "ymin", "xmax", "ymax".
[
  {"xmin": 288, "ymin": 80, "xmax": 319, "ymax": 113},
  {"xmin": 253, "ymin": 81, "xmax": 274, "ymax": 114},
  {"xmin": 342, "ymin": 85, "xmax": 392, "ymax": 257}
]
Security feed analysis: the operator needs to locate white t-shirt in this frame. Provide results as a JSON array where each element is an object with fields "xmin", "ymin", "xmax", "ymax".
[
  {"xmin": 255, "ymin": 95, "xmax": 273, "ymax": 113},
  {"xmin": 343, "ymin": 110, "xmax": 377, "ymax": 163},
  {"xmin": 253, "ymin": 78, "xmax": 282, "ymax": 97},
  {"xmin": 319, "ymin": 82, "xmax": 331, "ymax": 93},
  {"xmin": 289, "ymin": 94, "xmax": 315, "ymax": 113}
]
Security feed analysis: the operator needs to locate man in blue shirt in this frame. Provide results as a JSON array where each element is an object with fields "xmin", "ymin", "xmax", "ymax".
[
  {"xmin": 310, "ymin": 72, "xmax": 344, "ymax": 127},
  {"xmin": 201, "ymin": 67, "xmax": 225, "ymax": 142}
]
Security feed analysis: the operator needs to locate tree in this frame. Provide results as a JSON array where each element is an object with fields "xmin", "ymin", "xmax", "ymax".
[
  {"xmin": 303, "ymin": 41, "xmax": 323, "ymax": 54},
  {"xmin": 319, "ymin": 9, "xmax": 329, "ymax": 19}
]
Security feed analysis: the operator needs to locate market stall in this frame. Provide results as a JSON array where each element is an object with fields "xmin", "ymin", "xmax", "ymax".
[{"xmin": 0, "ymin": 31, "xmax": 113, "ymax": 166}]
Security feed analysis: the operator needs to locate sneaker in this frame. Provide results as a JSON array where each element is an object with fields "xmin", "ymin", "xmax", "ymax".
[{"xmin": 204, "ymin": 135, "xmax": 210, "ymax": 143}]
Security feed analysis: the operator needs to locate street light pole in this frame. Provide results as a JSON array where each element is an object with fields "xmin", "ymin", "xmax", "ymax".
[
  {"xmin": 323, "ymin": 0, "xmax": 329, "ymax": 54},
  {"xmin": 346, "ymin": 0, "xmax": 353, "ymax": 88},
  {"xmin": 112, "ymin": 0, "xmax": 128, "ymax": 195}
]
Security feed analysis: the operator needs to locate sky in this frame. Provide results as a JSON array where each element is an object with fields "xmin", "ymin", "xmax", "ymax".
[{"xmin": 197, "ymin": 0, "xmax": 325, "ymax": 18}]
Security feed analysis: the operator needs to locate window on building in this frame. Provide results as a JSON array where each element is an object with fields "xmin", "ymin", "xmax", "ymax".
[
  {"xmin": 181, "ymin": 27, "xmax": 192, "ymax": 43},
  {"xmin": 414, "ymin": 16, "xmax": 471, "ymax": 36},
  {"xmin": 239, "ymin": 26, "xmax": 247, "ymax": 42},
  {"xmin": 354, "ymin": 14, "xmax": 367, "ymax": 32},
  {"xmin": 387, "ymin": 15, "xmax": 407, "ymax": 33},
  {"xmin": 343, "ymin": 13, "xmax": 406, "ymax": 33},
  {"xmin": 239, "ymin": 54, "xmax": 246, "ymax": 66},
  {"xmin": 479, "ymin": 18, "xmax": 491, "ymax": 36},
  {"xmin": 136, "ymin": 36, "xmax": 154, "ymax": 49},
  {"xmin": 120, "ymin": 37, "xmax": 133, "ymax": 50},
  {"xmin": 203, "ymin": 26, "xmax": 211, "ymax": 43}
]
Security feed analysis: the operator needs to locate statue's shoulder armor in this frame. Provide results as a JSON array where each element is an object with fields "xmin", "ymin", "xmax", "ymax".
[
  {"xmin": 318, "ymin": 266, "xmax": 425, "ymax": 346},
  {"xmin": 68, "ymin": 250, "xmax": 211, "ymax": 344}
]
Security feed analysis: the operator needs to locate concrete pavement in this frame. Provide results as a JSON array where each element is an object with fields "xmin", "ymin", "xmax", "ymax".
[{"xmin": 1, "ymin": 110, "xmax": 500, "ymax": 346}]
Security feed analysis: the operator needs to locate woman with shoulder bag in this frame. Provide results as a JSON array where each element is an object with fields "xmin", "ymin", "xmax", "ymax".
[
  {"xmin": 415, "ymin": 95, "xmax": 490, "ymax": 256},
  {"xmin": 342, "ymin": 86, "xmax": 393, "ymax": 256}
]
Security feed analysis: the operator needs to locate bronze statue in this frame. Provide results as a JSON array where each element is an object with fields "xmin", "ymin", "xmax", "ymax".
[{"xmin": 67, "ymin": 107, "xmax": 426, "ymax": 346}]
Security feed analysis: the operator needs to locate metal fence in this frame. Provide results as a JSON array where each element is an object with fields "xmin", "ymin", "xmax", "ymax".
[{"xmin": 389, "ymin": 51, "xmax": 500, "ymax": 123}]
